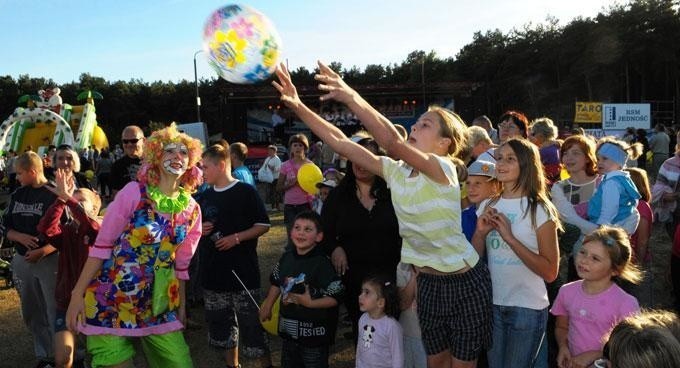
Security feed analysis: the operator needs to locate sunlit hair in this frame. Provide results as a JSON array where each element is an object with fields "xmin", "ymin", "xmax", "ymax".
[
  {"xmin": 499, "ymin": 110, "xmax": 529, "ymax": 138},
  {"xmin": 427, "ymin": 106, "xmax": 469, "ymax": 180},
  {"xmin": 14, "ymin": 151, "xmax": 46, "ymax": 181},
  {"xmin": 362, "ymin": 274, "xmax": 400, "ymax": 320},
  {"xmin": 53, "ymin": 145, "xmax": 81, "ymax": 172},
  {"xmin": 467, "ymin": 125, "xmax": 493, "ymax": 148},
  {"xmin": 491, "ymin": 138, "xmax": 562, "ymax": 231},
  {"xmin": 615, "ymin": 309, "xmax": 680, "ymax": 341},
  {"xmin": 560, "ymin": 135, "xmax": 598, "ymax": 177},
  {"xmin": 583, "ymin": 226, "xmax": 642, "ymax": 284},
  {"xmin": 624, "ymin": 167, "xmax": 651, "ymax": 202},
  {"xmin": 427, "ymin": 106, "xmax": 467, "ymax": 158},
  {"xmin": 202, "ymin": 141, "xmax": 231, "ymax": 169},
  {"xmin": 288, "ymin": 133, "xmax": 309, "ymax": 151},
  {"xmin": 607, "ymin": 311, "xmax": 680, "ymax": 368},
  {"xmin": 138, "ymin": 123, "xmax": 203, "ymax": 192},
  {"xmin": 393, "ymin": 124, "xmax": 408, "ymax": 140},
  {"xmin": 75, "ymin": 188, "xmax": 101, "ymax": 218},
  {"xmin": 530, "ymin": 117, "xmax": 558, "ymax": 140},
  {"xmin": 597, "ymin": 136, "xmax": 644, "ymax": 161},
  {"xmin": 229, "ymin": 142, "xmax": 248, "ymax": 162}
]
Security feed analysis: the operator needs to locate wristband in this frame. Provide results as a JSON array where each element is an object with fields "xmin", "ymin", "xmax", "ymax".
[{"xmin": 234, "ymin": 233, "xmax": 240, "ymax": 244}]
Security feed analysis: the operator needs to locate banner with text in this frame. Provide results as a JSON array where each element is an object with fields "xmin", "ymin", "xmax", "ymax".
[
  {"xmin": 602, "ymin": 104, "xmax": 651, "ymax": 130},
  {"xmin": 574, "ymin": 102, "xmax": 602, "ymax": 123},
  {"xmin": 583, "ymin": 129, "xmax": 625, "ymax": 139}
]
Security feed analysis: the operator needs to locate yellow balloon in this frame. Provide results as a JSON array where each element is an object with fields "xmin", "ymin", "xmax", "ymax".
[
  {"xmin": 261, "ymin": 297, "xmax": 280, "ymax": 335},
  {"xmin": 560, "ymin": 167, "xmax": 570, "ymax": 180},
  {"xmin": 84, "ymin": 170, "xmax": 95, "ymax": 180},
  {"xmin": 297, "ymin": 163, "xmax": 323, "ymax": 195}
]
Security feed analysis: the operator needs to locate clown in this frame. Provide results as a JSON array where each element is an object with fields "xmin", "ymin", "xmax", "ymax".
[{"xmin": 66, "ymin": 123, "xmax": 203, "ymax": 368}]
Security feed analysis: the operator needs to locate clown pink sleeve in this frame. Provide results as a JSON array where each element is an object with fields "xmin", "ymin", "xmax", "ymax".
[
  {"xmin": 174, "ymin": 201, "xmax": 202, "ymax": 280},
  {"xmin": 90, "ymin": 182, "xmax": 140, "ymax": 259}
]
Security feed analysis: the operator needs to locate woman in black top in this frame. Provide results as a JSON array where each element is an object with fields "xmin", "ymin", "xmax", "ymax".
[{"xmin": 320, "ymin": 137, "xmax": 401, "ymax": 343}]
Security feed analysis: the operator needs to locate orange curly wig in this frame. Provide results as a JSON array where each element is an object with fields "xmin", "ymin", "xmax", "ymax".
[{"xmin": 137, "ymin": 123, "xmax": 203, "ymax": 192}]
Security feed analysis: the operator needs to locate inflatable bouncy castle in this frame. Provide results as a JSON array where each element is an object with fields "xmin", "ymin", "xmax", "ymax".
[{"xmin": 0, "ymin": 88, "xmax": 109, "ymax": 154}]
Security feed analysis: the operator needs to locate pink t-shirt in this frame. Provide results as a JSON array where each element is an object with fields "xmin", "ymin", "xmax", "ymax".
[
  {"xmin": 280, "ymin": 160, "xmax": 313, "ymax": 205},
  {"xmin": 90, "ymin": 182, "xmax": 202, "ymax": 280},
  {"xmin": 551, "ymin": 280, "xmax": 639, "ymax": 356}
]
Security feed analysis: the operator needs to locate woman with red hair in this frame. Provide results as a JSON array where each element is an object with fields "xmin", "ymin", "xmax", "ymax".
[{"xmin": 551, "ymin": 135, "xmax": 639, "ymax": 280}]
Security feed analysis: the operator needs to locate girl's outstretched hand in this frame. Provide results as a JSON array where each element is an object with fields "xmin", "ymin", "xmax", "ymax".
[
  {"xmin": 272, "ymin": 63, "xmax": 302, "ymax": 110},
  {"xmin": 315, "ymin": 61, "xmax": 356, "ymax": 104}
]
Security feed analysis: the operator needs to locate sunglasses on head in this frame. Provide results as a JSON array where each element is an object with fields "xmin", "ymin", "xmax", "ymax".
[{"xmin": 122, "ymin": 138, "xmax": 141, "ymax": 144}]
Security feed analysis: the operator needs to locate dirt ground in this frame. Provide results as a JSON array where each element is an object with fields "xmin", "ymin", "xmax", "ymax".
[{"xmin": 0, "ymin": 210, "xmax": 676, "ymax": 368}]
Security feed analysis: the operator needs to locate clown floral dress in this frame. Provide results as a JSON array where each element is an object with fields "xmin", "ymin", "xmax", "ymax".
[{"xmin": 80, "ymin": 182, "xmax": 201, "ymax": 336}]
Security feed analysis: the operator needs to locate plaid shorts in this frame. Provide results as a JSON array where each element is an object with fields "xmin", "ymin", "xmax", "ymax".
[
  {"xmin": 417, "ymin": 261, "xmax": 492, "ymax": 360},
  {"xmin": 204, "ymin": 289, "xmax": 269, "ymax": 358}
]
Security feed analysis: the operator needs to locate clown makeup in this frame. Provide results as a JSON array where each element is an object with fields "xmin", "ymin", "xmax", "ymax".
[{"xmin": 162, "ymin": 143, "xmax": 189, "ymax": 176}]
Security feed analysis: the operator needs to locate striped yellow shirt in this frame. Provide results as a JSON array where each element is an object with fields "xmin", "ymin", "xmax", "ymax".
[{"xmin": 381, "ymin": 156, "xmax": 479, "ymax": 272}]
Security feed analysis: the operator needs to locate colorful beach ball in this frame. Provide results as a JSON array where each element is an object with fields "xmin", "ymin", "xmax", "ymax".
[{"xmin": 202, "ymin": 4, "xmax": 282, "ymax": 84}]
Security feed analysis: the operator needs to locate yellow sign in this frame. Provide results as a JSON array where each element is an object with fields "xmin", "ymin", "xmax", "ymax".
[{"xmin": 574, "ymin": 102, "xmax": 602, "ymax": 123}]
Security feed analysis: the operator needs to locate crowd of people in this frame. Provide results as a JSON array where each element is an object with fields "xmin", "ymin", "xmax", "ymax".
[{"xmin": 1, "ymin": 61, "xmax": 680, "ymax": 368}]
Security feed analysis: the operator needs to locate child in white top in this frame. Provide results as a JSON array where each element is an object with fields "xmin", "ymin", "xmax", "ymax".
[
  {"xmin": 356, "ymin": 275, "xmax": 404, "ymax": 368},
  {"xmin": 472, "ymin": 138, "xmax": 562, "ymax": 367},
  {"xmin": 552, "ymin": 226, "xmax": 641, "ymax": 368}
]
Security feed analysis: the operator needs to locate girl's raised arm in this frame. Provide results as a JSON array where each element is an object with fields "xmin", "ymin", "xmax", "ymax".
[
  {"xmin": 272, "ymin": 64, "xmax": 382, "ymax": 177},
  {"xmin": 315, "ymin": 61, "xmax": 450, "ymax": 184}
]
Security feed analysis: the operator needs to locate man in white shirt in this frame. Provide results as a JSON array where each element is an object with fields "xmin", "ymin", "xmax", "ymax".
[{"xmin": 649, "ymin": 123, "xmax": 670, "ymax": 175}]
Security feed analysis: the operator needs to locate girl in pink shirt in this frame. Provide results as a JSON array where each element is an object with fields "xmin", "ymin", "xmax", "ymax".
[
  {"xmin": 277, "ymin": 134, "xmax": 314, "ymax": 235},
  {"xmin": 551, "ymin": 226, "xmax": 641, "ymax": 368}
]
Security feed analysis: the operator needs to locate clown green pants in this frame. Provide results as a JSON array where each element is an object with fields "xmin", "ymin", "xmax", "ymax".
[{"xmin": 87, "ymin": 331, "xmax": 193, "ymax": 368}]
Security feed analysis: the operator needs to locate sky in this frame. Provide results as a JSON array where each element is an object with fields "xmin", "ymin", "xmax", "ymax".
[{"xmin": 0, "ymin": 0, "xmax": 621, "ymax": 84}]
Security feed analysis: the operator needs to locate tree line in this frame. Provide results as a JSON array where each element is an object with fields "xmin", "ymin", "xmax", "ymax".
[{"xmin": 0, "ymin": 0, "xmax": 677, "ymax": 144}]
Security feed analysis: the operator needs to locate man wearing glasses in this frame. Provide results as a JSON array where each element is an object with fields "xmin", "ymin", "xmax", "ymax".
[{"xmin": 110, "ymin": 125, "xmax": 145, "ymax": 197}]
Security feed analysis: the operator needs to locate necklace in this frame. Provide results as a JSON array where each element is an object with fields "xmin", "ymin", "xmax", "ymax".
[
  {"xmin": 147, "ymin": 185, "xmax": 190, "ymax": 214},
  {"xmin": 356, "ymin": 186, "xmax": 376, "ymax": 210}
]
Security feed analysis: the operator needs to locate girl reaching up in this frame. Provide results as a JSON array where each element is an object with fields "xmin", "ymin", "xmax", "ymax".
[{"xmin": 272, "ymin": 62, "xmax": 491, "ymax": 368}]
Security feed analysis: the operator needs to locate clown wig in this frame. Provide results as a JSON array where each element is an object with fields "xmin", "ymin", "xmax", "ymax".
[{"xmin": 137, "ymin": 123, "xmax": 203, "ymax": 192}]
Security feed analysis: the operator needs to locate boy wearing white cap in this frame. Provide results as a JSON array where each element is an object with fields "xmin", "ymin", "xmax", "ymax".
[
  {"xmin": 462, "ymin": 160, "xmax": 500, "ymax": 241},
  {"xmin": 313, "ymin": 179, "xmax": 337, "ymax": 214}
]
